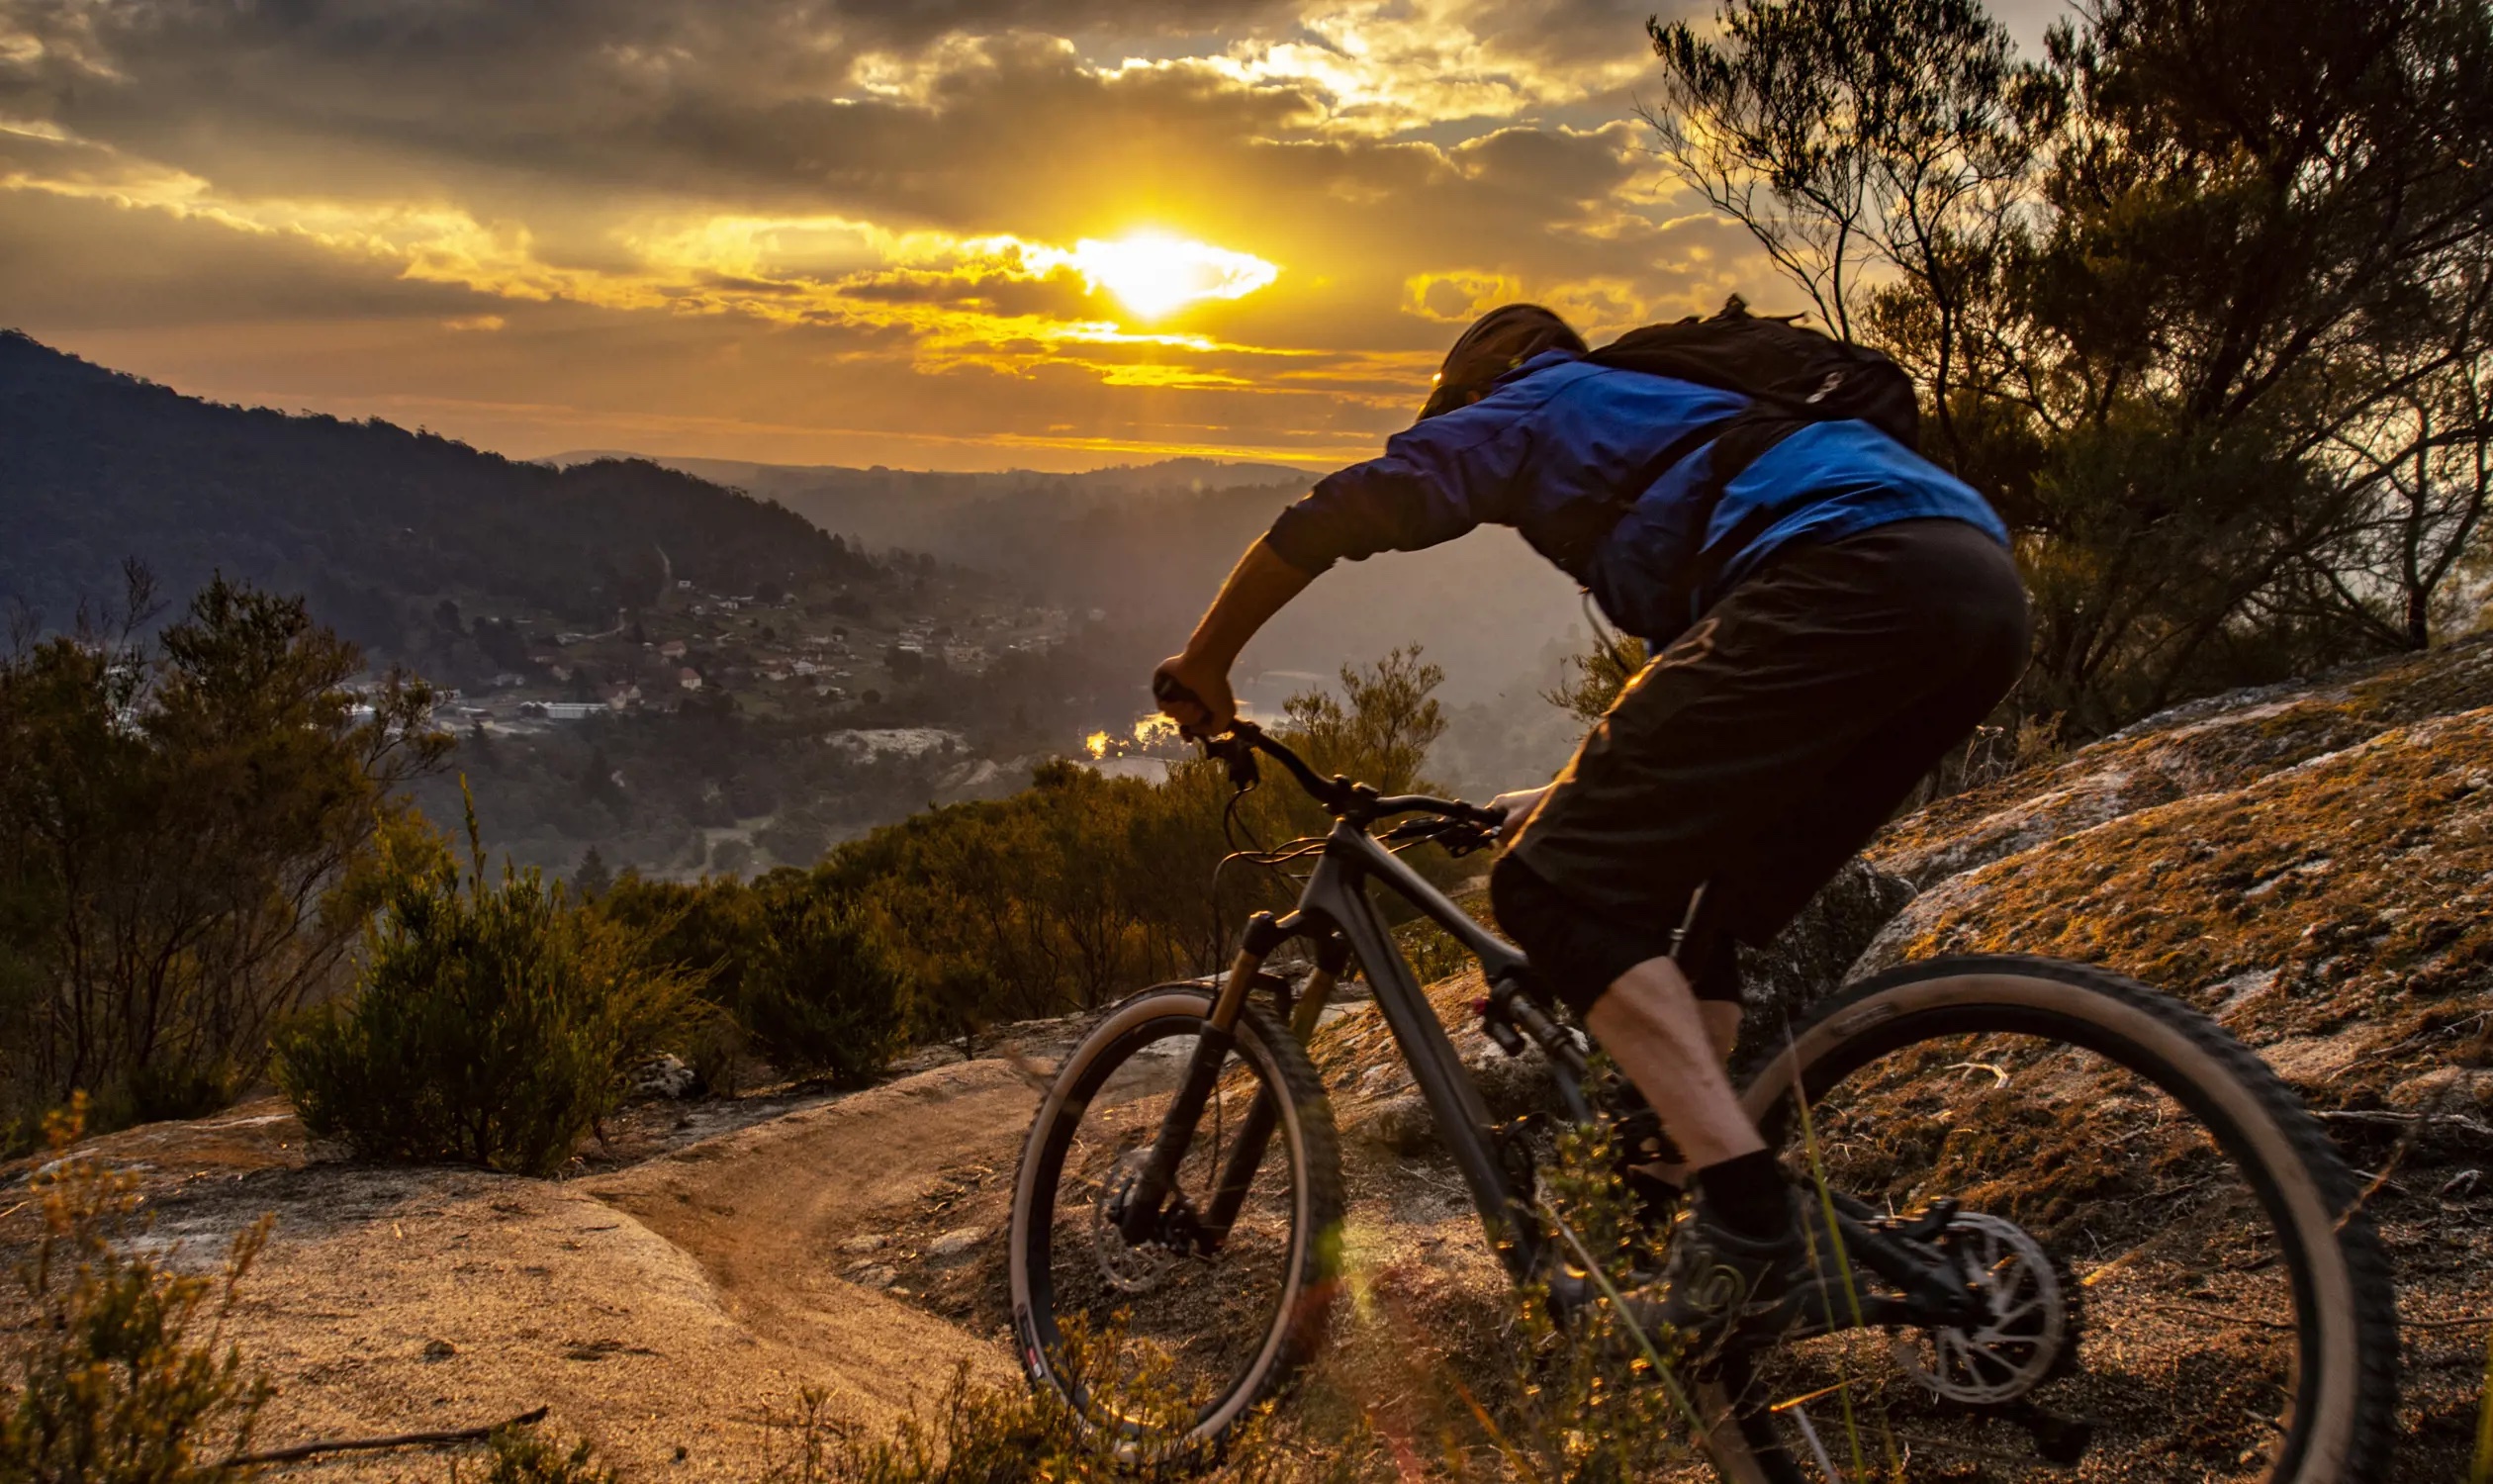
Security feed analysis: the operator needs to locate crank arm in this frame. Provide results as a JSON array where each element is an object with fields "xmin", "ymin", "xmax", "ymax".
[{"xmin": 1833, "ymin": 1210, "xmax": 1987, "ymax": 1327}]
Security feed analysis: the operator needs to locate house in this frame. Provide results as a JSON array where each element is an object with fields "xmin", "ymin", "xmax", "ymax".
[
  {"xmin": 658, "ymin": 639, "xmax": 689, "ymax": 660},
  {"xmin": 678, "ymin": 667, "xmax": 704, "ymax": 692}
]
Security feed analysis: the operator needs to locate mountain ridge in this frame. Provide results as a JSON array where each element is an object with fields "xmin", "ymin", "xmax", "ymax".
[{"xmin": 0, "ymin": 330, "xmax": 883, "ymax": 657}]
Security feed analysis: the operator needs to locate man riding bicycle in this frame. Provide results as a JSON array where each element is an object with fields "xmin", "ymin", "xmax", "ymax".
[{"xmin": 1153, "ymin": 301, "xmax": 2030, "ymax": 1345}]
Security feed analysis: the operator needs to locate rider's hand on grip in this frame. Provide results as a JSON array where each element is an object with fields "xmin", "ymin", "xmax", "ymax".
[
  {"xmin": 1152, "ymin": 654, "xmax": 1237, "ymax": 740},
  {"xmin": 1487, "ymin": 785, "xmax": 1551, "ymax": 848}
]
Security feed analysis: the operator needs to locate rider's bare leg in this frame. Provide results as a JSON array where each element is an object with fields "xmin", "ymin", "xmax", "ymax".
[
  {"xmin": 1622, "ymin": 998, "xmax": 1743, "ymax": 1190},
  {"xmin": 1583, "ymin": 956, "xmax": 1762, "ymax": 1168}
]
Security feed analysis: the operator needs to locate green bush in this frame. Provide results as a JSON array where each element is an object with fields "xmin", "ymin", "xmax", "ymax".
[
  {"xmin": 742, "ymin": 881, "xmax": 910, "ymax": 1087},
  {"xmin": 484, "ymin": 1424, "xmax": 616, "ymax": 1484},
  {"xmin": 593, "ymin": 869, "xmax": 910, "ymax": 1089},
  {"xmin": 0, "ymin": 1101, "xmax": 274, "ymax": 1483},
  {"xmin": 276, "ymin": 806, "xmax": 698, "ymax": 1176}
]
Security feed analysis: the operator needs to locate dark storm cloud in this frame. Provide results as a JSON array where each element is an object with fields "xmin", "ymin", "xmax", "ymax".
[{"xmin": 0, "ymin": 1, "xmax": 1298, "ymax": 218}]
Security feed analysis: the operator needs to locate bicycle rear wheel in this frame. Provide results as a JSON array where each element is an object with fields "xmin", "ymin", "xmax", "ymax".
[
  {"xmin": 1697, "ymin": 956, "xmax": 2399, "ymax": 1484},
  {"xmin": 1006, "ymin": 983, "xmax": 1343, "ymax": 1459}
]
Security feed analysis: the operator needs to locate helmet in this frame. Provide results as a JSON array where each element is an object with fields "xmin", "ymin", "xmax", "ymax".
[{"xmin": 1417, "ymin": 303, "xmax": 1586, "ymax": 420}]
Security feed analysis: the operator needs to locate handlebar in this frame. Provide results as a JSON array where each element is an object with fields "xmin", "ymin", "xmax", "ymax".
[
  {"xmin": 1152, "ymin": 669, "xmax": 1500, "ymax": 828},
  {"xmin": 1205, "ymin": 720, "xmax": 1504, "ymax": 829}
]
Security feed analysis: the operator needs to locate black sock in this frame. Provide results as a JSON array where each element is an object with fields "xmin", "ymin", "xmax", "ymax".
[{"xmin": 1696, "ymin": 1150, "xmax": 1788, "ymax": 1241}]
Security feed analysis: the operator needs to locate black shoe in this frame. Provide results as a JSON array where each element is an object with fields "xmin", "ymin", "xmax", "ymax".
[{"xmin": 1649, "ymin": 1192, "xmax": 1810, "ymax": 1350}]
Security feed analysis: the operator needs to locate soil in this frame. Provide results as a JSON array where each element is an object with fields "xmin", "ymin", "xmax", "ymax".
[
  {"xmin": 0, "ymin": 1068, "xmax": 1041, "ymax": 1481},
  {"xmin": 5, "ymin": 646, "xmax": 2490, "ymax": 1480}
]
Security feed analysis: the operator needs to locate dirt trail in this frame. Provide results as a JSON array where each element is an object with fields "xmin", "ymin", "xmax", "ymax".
[
  {"xmin": 588, "ymin": 1060, "xmax": 1042, "ymax": 1406},
  {"xmin": 0, "ymin": 1061, "xmax": 1043, "ymax": 1480}
]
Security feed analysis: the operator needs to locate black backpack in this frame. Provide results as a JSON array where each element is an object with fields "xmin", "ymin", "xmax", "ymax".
[{"xmin": 1542, "ymin": 297, "xmax": 1921, "ymax": 583}]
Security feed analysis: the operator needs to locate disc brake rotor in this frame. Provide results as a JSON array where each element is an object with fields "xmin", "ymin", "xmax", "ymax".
[
  {"xmin": 1093, "ymin": 1151, "xmax": 1178, "ymax": 1294},
  {"xmin": 1895, "ymin": 1210, "xmax": 2070, "ymax": 1405}
]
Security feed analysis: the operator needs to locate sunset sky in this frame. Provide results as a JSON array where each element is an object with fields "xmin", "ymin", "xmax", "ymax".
[{"xmin": 1, "ymin": 0, "xmax": 2060, "ymax": 472}]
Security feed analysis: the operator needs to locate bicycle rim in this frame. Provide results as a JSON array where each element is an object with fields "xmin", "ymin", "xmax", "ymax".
[
  {"xmin": 1700, "ymin": 956, "xmax": 2397, "ymax": 1484},
  {"xmin": 1006, "ymin": 985, "xmax": 1342, "ymax": 1456}
]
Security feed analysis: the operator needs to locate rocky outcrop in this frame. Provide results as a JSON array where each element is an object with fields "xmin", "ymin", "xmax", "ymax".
[
  {"xmin": 1732, "ymin": 859, "xmax": 1916, "ymax": 1062},
  {"xmin": 1876, "ymin": 636, "xmax": 2493, "ymax": 887},
  {"xmin": 1854, "ymin": 637, "xmax": 2493, "ymax": 1117}
]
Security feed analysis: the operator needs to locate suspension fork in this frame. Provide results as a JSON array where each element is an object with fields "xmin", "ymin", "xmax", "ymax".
[
  {"xmin": 1194, "ymin": 933, "xmax": 1350, "ymax": 1245},
  {"xmin": 1117, "ymin": 912, "xmax": 1297, "ymax": 1244}
]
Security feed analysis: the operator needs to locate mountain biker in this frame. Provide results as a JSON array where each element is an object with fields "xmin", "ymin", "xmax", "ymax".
[{"xmin": 1153, "ymin": 301, "xmax": 2030, "ymax": 1345}]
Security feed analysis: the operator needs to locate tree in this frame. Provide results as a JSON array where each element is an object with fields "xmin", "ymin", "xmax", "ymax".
[
  {"xmin": 0, "ymin": 569, "xmax": 448, "ymax": 1142},
  {"xmin": 573, "ymin": 846, "xmax": 614, "ymax": 900},
  {"xmin": 1648, "ymin": 0, "xmax": 2062, "ymax": 469},
  {"xmin": 1648, "ymin": 0, "xmax": 2493, "ymax": 731}
]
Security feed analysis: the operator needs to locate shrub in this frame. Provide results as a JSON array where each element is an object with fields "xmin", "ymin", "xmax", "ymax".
[
  {"xmin": 741, "ymin": 884, "xmax": 910, "ymax": 1087},
  {"xmin": 276, "ymin": 803, "xmax": 699, "ymax": 1175},
  {"xmin": 484, "ymin": 1423, "xmax": 616, "ymax": 1484},
  {"xmin": 762, "ymin": 1322, "xmax": 1354, "ymax": 1484},
  {"xmin": 592, "ymin": 870, "xmax": 910, "ymax": 1088},
  {"xmin": 0, "ymin": 1100, "xmax": 274, "ymax": 1482}
]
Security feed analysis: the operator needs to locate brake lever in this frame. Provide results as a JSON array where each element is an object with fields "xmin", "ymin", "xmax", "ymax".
[{"xmin": 1204, "ymin": 734, "xmax": 1260, "ymax": 789}]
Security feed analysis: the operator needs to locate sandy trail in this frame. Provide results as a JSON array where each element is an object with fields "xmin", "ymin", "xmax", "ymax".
[
  {"xmin": 587, "ymin": 1060, "xmax": 1042, "ymax": 1412},
  {"xmin": 0, "ymin": 1061, "xmax": 1042, "ymax": 1480}
]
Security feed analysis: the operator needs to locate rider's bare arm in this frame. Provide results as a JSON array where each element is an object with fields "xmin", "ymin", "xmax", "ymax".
[{"xmin": 1153, "ymin": 535, "xmax": 1315, "ymax": 734}]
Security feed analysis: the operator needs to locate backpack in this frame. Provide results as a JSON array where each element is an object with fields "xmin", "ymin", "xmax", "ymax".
[
  {"xmin": 1587, "ymin": 295, "xmax": 1918, "ymax": 456},
  {"xmin": 1550, "ymin": 298, "xmax": 1921, "ymax": 582}
]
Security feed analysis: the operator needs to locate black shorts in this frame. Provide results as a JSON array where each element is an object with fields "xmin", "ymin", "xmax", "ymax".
[{"xmin": 1493, "ymin": 518, "xmax": 2030, "ymax": 1017}]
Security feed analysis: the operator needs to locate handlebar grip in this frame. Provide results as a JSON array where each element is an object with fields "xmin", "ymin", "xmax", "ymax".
[{"xmin": 1151, "ymin": 670, "xmax": 1203, "ymax": 712}]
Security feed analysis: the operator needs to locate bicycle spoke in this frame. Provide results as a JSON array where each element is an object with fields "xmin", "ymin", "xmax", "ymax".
[{"xmin": 1732, "ymin": 1024, "xmax": 2315, "ymax": 1480}]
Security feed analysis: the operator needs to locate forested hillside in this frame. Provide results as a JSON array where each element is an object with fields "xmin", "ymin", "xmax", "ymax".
[
  {"xmin": 629, "ymin": 453, "xmax": 1596, "ymax": 712},
  {"xmin": 0, "ymin": 332, "xmax": 879, "ymax": 657}
]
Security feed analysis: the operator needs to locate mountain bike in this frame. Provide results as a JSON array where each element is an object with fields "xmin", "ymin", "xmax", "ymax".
[{"xmin": 1003, "ymin": 721, "xmax": 2400, "ymax": 1481}]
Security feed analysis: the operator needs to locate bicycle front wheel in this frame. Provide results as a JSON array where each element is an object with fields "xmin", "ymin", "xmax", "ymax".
[
  {"xmin": 1698, "ymin": 956, "xmax": 2399, "ymax": 1484},
  {"xmin": 1006, "ymin": 983, "xmax": 1343, "ymax": 1458}
]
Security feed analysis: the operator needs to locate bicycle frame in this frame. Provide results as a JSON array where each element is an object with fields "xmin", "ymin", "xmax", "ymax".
[
  {"xmin": 1297, "ymin": 820, "xmax": 1564, "ymax": 1277},
  {"xmin": 1124, "ymin": 806, "xmax": 1581, "ymax": 1286},
  {"xmin": 1116, "ymin": 740, "xmax": 1972, "ymax": 1325}
]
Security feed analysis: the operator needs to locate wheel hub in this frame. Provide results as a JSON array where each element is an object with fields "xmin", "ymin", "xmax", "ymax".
[
  {"xmin": 1093, "ymin": 1152, "xmax": 1181, "ymax": 1293},
  {"xmin": 1894, "ymin": 1211, "xmax": 2070, "ymax": 1405}
]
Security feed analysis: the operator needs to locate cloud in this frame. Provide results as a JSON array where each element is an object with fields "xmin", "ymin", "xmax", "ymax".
[{"xmin": 0, "ymin": 0, "xmax": 1796, "ymax": 467}]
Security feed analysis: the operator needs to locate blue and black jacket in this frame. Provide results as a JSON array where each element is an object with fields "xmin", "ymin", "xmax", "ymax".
[{"xmin": 1264, "ymin": 349, "xmax": 2008, "ymax": 648}]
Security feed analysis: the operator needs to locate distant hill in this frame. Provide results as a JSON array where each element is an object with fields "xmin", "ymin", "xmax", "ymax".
[
  {"xmin": 553, "ymin": 450, "xmax": 1592, "ymax": 710},
  {"xmin": 542, "ymin": 452, "xmax": 1317, "ymax": 555},
  {"xmin": 0, "ymin": 332, "xmax": 881, "ymax": 658}
]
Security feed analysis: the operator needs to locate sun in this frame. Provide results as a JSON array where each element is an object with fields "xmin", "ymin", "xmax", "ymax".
[{"xmin": 1067, "ymin": 231, "xmax": 1278, "ymax": 320}]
